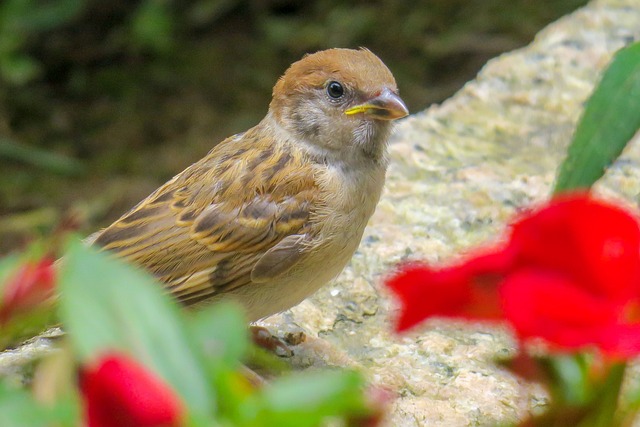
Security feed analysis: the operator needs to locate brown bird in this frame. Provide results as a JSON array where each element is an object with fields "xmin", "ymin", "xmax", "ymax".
[{"xmin": 88, "ymin": 48, "xmax": 408, "ymax": 322}]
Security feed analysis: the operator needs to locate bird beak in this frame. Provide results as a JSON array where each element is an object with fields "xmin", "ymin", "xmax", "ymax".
[{"xmin": 344, "ymin": 88, "xmax": 409, "ymax": 120}]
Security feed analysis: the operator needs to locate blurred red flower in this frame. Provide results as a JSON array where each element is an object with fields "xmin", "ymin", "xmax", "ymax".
[
  {"xmin": 0, "ymin": 257, "xmax": 56, "ymax": 323},
  {"xmin": 80, "ymin": 353, "xmax": 184, "ymax": 427},
  {"xmin": 386, "ymin": 194, "xmax": 640, "ymax": 357}
]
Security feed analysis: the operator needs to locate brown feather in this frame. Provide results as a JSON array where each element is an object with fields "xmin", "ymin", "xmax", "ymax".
[{"xmin": 92, "ymin": 125, "xmax": 320, "ymax": 304}]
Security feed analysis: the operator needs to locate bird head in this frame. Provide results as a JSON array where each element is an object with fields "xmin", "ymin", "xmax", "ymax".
[{"xmin": 269, "ymin": 48, "xmax": 408, "ymax": 163}]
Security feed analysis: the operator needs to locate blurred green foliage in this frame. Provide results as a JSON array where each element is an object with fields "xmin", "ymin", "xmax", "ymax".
[
  {"xmin": 0, "ymin": 0, "xmax": 85, "ymax": 85},
  {"xmin": 0, "ymin": 0, "xmax": 587, "ymax": 253},
  {"xmin": 0, "ymin": 240, "xmax": 376, "ymax": 426},
  {"xmin": 0, "ymin": 0, "xmax": 589, "ymax": 91}
]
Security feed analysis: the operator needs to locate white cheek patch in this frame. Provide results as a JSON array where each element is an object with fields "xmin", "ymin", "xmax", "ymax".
[{"xmin": 352, "ymin": 121, "xmax": 391, "ymax": 160}]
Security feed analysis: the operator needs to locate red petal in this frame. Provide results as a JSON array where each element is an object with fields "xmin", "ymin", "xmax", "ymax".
[
  {"xmin": 510, "ymin": 194, "xmax": 640, "ymax": 301},
  {"xmin": 499, "ymin": 269, "xmax": 639, "ymax": 356},
  {"xmin": 80, "ymin": 353, "xmax": 183, "ymax": 427},
  {"xmin": 385, "ymin": 262, "xmax": 503, "ymax": 331},
  {"xmin": 592, "ymin": 323, "xmax": 640, "ymax": 359},
  {"xmin": 462, "ymin": 246, "xmax": 515, "ymax": 276}
]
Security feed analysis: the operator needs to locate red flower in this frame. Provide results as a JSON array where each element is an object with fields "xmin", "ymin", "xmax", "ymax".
[
  {"xmin": 80, "ymin": 353, "xmax": 184, "ymax": 427},
  {"xmin": 0, "ymin": 257, "xmax": 56, "ymax": 324},
  {"xmin": 385, "ymin": 193, "xmax": 640, "ymax": 357}
]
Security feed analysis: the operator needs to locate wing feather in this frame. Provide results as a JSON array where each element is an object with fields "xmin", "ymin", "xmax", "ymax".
[{"xmin": 91, "ymin": 127, "xmax": 319, "ymax": 305}]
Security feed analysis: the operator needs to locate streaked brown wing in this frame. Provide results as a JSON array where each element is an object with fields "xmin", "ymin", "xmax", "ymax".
[{"xmin": 91, "ymin": 128, "xmax": 318, "ymax": 305}]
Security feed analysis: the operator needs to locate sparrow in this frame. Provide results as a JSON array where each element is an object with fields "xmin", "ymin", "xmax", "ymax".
[{"xmin": 88, "ymin": 48, "xmax": 408, "ymax": 322}]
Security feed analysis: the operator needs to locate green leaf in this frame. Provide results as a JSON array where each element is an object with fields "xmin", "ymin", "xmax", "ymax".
[
  {"xmin": 541, "ymin": 354, "xmax": 591, "ymax": 405},
  {"xmin": 0, "ymin": 380, "xmax": 80, "ymax": 427},
  {"xmin": 0, "ymin": 0, "xmax": 85, "ymax": 33},
  {"xmin": 0, "ymin": 253, "xmax": 19, "ymax": 287},
  {"xmin": 243, "ymin": 370, "xmax": 367, "ymax": 427},
  {"xmin": 0, "ymin": 382, "xmax": 48, "ymax": 427},
  {"xmin": 187, "ymin": 303, "xmax": 250, "ymax": 422},
  {"xmin": 188, "ymin": 301, "xmax": 248, "ymax": 366},
  {"xmin": 0, "ymin": 307, "xmax": 58, "ymax": 351},
  {"xmin": 58, "ymin": 240, "xmax": 214, "ymax": 415},
  {"xmin": 130, "ymin": 0, "xmax": 174, "ymax": 54},
  {"xmin": 554, "ymin": 42, "xmax": 640, "ymax": 194},
  {"xmin": 0, "ymin": 54, "xmax": 40, "ymax": 85},
  {"xmin": 618, "ymin": 364, "xmax": 640, "ymax": 424},
  {"xmin": 577, "ymin": 363, "xmax": 625, "ymax": 427},
  {"xmin": 0, "ymin": 138, "xmax": 85, "ymax": 176}
]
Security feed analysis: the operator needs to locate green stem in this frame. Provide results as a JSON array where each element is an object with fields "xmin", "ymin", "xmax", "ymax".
[
  {"xmin": 577, "ymin": 363, "xmax": 626, "ymax": 427},
  {"xmin": 0, "ymin": 138, "xmax": 84, "ymax": 176}
]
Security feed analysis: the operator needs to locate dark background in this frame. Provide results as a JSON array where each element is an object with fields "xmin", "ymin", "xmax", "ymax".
[{"xmin": 0, "ymin": 0, "xmax": 587, "ymax": 253}]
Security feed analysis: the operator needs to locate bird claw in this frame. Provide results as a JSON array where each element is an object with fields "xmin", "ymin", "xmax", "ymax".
[{"xmin": 250, "ymin": 326, "xmax": 305, "ymax": 358}]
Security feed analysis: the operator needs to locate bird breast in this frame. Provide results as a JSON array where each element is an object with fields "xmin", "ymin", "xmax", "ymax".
[{"xmin": 313, "ymin": 157, "xmax": 386, "ymax": 246}]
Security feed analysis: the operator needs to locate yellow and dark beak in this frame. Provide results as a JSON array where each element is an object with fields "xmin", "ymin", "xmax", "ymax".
[{"xmin": 345, "ymin": 88, "xmax": 409, "ymax": 121}]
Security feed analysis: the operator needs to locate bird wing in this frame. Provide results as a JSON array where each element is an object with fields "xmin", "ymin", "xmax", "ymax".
[{"xmin": 91, "ymin": 128, "xmax": 319, "ymax": 306}]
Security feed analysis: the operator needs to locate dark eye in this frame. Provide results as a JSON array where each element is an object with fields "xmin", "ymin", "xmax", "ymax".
[{"xmin": 327, "ymin": 81, "xmax": 344, "ymax": 99}]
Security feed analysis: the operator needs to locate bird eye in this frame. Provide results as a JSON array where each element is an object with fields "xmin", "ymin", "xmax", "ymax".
[{"xmin": 326, "ymin": 81, "xmax": 345, "ymax": 99}]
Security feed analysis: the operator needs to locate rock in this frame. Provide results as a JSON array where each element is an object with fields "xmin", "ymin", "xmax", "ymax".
[{"xmin": 261, "ymin": 0, "xmax": 640, "ymax": 425}]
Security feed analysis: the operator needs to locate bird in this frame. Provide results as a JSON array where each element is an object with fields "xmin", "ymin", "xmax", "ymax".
[{"xmin": 88, "ymin": 48, "xmax": 408, "ymax": 322}]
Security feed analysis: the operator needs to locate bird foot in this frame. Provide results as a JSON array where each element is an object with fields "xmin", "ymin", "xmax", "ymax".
[{"xmin": 250, "ymin": 326, "xmax": 306, "ymax": 358}]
